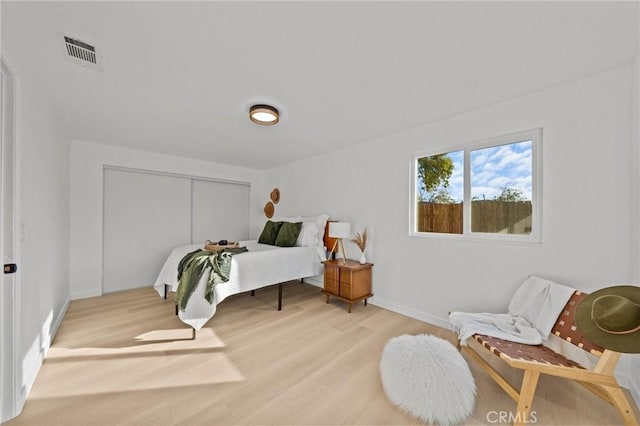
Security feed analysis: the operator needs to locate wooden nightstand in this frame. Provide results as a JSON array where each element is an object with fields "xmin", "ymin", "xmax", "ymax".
[{"xmin": 322, "ymin": 259, "xmax": 373, "ymax": 313}]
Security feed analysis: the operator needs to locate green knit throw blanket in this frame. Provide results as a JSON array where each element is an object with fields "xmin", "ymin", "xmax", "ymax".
[{"xmin": 175, "ymin": 247, "xmax": 247, "ymax": 312}]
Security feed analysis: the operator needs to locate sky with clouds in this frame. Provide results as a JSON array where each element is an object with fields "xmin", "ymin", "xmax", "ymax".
[{"xmin": 421, "ymin": 140, "xmax": 532, "ymax": 202}]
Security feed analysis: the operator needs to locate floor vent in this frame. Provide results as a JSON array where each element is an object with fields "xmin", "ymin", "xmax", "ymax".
[{"xmin": 60, "ymin": 34, "xmax": 103, "ymax": 71}]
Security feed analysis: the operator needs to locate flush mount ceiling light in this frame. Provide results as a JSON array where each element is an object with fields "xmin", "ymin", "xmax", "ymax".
[{"xmin": 249, "ymin": 104, "xmax": 279, "ymax": 125}]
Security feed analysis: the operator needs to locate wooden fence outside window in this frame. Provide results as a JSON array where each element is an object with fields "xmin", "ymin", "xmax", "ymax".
[{"xmin": 417, "ymin": 201, "xmax": 532, "ymax": 234}]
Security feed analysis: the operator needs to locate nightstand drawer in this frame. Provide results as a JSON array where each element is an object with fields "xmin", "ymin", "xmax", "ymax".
[
  {"xmin": 340, "ymin": 271, "xmax": 351, "ymax": 284},
  {"xmin": 325, "ymin": 278, "xmax": 339, "ymax": 295},
  {"xmin": 339, "ymin": 282, "xmax": 352, "ymax": 298},
  {"xmin": 325, "ymin": 265, "xmax": 339, "ymax": 281}
]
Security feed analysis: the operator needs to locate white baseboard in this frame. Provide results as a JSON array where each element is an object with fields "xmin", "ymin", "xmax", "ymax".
[
  {"xmin": 369, "ymin": 296, "xmax": 451, "ymax": 330},
  {"xmin": 19, "ymin": 295, "xmax": 71, "ymax": 414},
  {"xmin": 303, "ymin": 276, "xmax": 323, "ymax": 287},
  {"xmin": 51, "ymin": 296, "xmax": 70, "ymax": 343},
  {"xmin": 305, "ymin": 275, "xmax": 450, "ymax": 330},
  {"xmin": 70, "ymin": 289, "xmax": 102, "ymax": 300}
]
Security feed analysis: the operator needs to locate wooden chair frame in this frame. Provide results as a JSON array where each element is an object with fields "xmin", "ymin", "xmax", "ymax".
[
  {"xmin": 463, "ymin": 343, "xmax": 637, "ymax": 425},
  {"xmin": 459, "ymin": 291, "xmax": 638, "ymax": 426}
]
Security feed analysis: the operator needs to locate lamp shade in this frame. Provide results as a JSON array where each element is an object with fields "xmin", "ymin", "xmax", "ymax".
[{"xmin": 328, "ymin": 222, "xmax": 351, "ymax": 239}]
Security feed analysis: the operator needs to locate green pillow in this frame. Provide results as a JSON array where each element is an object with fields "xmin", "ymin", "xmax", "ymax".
[
  {"xmin": 275, "ymin": 222, "xmax": 303, "ymax": 247},
  {"xmin": 258, "ymin": 220, "xmax": 283, "ymax": 245}
]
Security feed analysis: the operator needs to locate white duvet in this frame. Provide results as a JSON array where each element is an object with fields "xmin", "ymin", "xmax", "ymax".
[{"xmin": 153, "ymin": 241, "xmax": 325, "ymax": 329}]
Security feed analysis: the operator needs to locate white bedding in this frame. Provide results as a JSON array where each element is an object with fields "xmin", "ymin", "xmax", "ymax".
[{"xmin": 153, "ymin": 240, "xmax": 325, "ymax": 329}]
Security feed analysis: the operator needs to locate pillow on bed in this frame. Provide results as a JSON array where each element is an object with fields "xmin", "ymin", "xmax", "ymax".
[
  {"xmin": 275, "ymin": 221, "xmax": 303, "ymax": 247},
  {"xmin": 296, "ymin": 222, "xmax": 319, "ymax": 247},
  {"xmin": 275, "ymin": 216, "xmax": 302, "ymax": 223},
  {"xmin": 302, "ymin": 213, "xmax": 330, "ymax": 247},
  {"xmin": 258, "ymin": 220, "xmax": 283, "ymax": 245}
]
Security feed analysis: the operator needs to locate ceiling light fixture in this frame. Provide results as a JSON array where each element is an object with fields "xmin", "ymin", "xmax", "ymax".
[{"xmin": 249, "ymin": 104, "xmax": 279, "ymax": 125}]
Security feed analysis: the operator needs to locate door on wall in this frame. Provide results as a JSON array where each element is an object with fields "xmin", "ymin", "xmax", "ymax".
[
  {"xmin": 103, "ymin": 169, "xmax": 191, "ymax": 293},
  {"xmin": 191, "ymin": 179, "xmax": 250, "ymax": 244},
  {"xmin": 102, "ymin": 168, "xmax": 250, "ymax": 293},
  {"xmin": 0, "ymin": 60, "xmax": 18, "ymax": 422}
]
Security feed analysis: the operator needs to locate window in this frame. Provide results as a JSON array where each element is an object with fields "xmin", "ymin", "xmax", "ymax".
[{"xmin": 411, "ymin": 128, "xmax": 541, "ymax": 242}]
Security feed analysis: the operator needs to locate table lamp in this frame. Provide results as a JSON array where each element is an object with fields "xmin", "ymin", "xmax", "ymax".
[{"xmin": 327, "ymin": 222, "xmax": 351, "ymax": 264}]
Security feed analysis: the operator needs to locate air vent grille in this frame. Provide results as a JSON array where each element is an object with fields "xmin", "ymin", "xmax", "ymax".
[
  {"xmin": 64, "ymin": 36, "xmax": 96, "ymax": 64},
  {"xmin": 59, "ymin": 33, "xmax": 103, "ymax": 71}
]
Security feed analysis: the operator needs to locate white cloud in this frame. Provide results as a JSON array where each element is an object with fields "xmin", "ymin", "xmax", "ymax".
[{"xmin": 470, "ymin": 141, "xmax": 532, "ymax": 200}]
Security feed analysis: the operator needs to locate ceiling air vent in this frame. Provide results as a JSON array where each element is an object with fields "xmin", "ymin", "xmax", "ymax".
[{"xmin": 60, "ymin": 34, "xmax": 103, "ymax": 71}]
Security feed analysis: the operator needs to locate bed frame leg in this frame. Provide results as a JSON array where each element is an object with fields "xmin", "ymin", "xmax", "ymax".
[
  {"xmin": 164, "ymin": 284, "xmax": 168, "ymax": 300},
  {"xmin": 300, "ymin": 277, "xmax": 304, "ymax": 283},
  {"xmin": 175, "ymin": 304, "xmax": 178, "ymax": 316},
  {"xmin": 251, "ymin": 290, "xmax": 255, "ymax": 296},
  {"xmin": 278, "ymin": 283, "xmax": 282, "ymax": 311},
  {"xmin": 191, "ymin": 328, "xmax": 196, "ymax": 340}
]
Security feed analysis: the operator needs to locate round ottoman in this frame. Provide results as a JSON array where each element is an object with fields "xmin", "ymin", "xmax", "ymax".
[{"xmin": 380, "ymin": 334, "xmax": 476, "ymax": 425}]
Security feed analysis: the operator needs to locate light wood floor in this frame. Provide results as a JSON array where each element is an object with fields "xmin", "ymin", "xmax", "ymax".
[{"xmin": 5, "ymin": 282, "xmax": 635, "ymax": 425}]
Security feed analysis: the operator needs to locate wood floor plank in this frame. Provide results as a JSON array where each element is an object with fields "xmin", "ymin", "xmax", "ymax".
[{"xmin": 5, "ymin": 282, "xmax": 633, "ymax": 425}]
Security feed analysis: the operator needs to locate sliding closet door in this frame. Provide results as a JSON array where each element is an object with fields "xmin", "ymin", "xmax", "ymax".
[
  {"xmin": 191, "ymin": 179, "xmax": 250, "ymax": 244},
  {"xmin": 103, "ymin": 169, "xmax": 191, "ymax": 293}
]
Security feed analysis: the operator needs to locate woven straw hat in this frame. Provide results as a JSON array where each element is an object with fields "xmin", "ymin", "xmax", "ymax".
[
  {"xmin": 270, "ymin": 188, "xmax": 280, "ymax": 204},
  {"xmin": 263, "ymin": 201, "xmax": 274, "ymax": 218},
  {"xmin": 574, "ymin": 285, "xmax": 640, "ymax": 353}
]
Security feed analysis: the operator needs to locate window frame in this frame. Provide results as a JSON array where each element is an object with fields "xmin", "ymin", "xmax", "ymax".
[{"xmin": 409, "ymin": 128, "xmax": 542, "ymax": 244}]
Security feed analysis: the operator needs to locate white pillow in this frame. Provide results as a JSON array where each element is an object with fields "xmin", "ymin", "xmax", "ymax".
[
  {"xmin": 275, "ymin": 216, "xmax": 302, "ymax": 223},
  {"xmin": 301, "ymin": 213, "xmax": 330, "ymax": 247},
  {"xmin": 296, "ymin": 222, "xmax": 319, "ymax": 247}
]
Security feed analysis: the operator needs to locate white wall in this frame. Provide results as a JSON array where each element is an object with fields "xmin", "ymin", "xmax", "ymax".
[
  {"xmin": 69, "ymin": 140, "xmax": 265, "ymax": 299},
  {"xmin": 2, "ymin": 47, "xmax": 71, "ymax": 419},
  {"xmin": 622, "ymin": 19, "xmax": 640, "ymax": 408},
  {"xmin": 268, "ymin": 65, "xmax": 634, "ymax": 321},
  {"xmin": 632, "ymin": 16, "xmax": 640, "ymax": 284},
  {"xmin": 265, "ymin": 65, "xmax": 640, "ymax": 402}
]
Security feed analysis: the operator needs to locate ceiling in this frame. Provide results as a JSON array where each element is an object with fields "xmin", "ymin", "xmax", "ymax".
[{"xmin": 2, "ymin": 1, "xmax": 638, "ymax": 170}]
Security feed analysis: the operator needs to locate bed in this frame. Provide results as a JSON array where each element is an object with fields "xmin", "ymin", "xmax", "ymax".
[{"xmin": 153, "ymin": 214, "xmax": 332, "ymax": 331}]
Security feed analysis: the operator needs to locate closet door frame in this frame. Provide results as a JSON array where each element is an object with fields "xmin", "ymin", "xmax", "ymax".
[{"xmin": 102, "ymin": 165, "xmax": 250, "ymax": 293}]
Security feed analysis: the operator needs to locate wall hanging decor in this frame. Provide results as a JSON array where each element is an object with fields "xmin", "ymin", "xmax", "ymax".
[
  {"xmin": 270, "ymin": 188, "xmax": 280, "ymax": 204},
  {"xmin": 264, "ymin": 201, "xmax": 275, "ymax": 218}
]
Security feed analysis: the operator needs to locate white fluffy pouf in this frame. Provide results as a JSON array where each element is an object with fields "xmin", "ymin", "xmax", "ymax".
[{"xmin": 380, "ymin": 334, "xmax": 476, "ymax": 425}]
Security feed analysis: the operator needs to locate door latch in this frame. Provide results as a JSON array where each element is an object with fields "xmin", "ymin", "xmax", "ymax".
[{"xmin": 4, "ymin": 264, "xmax": 17, "ymax": 274}]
